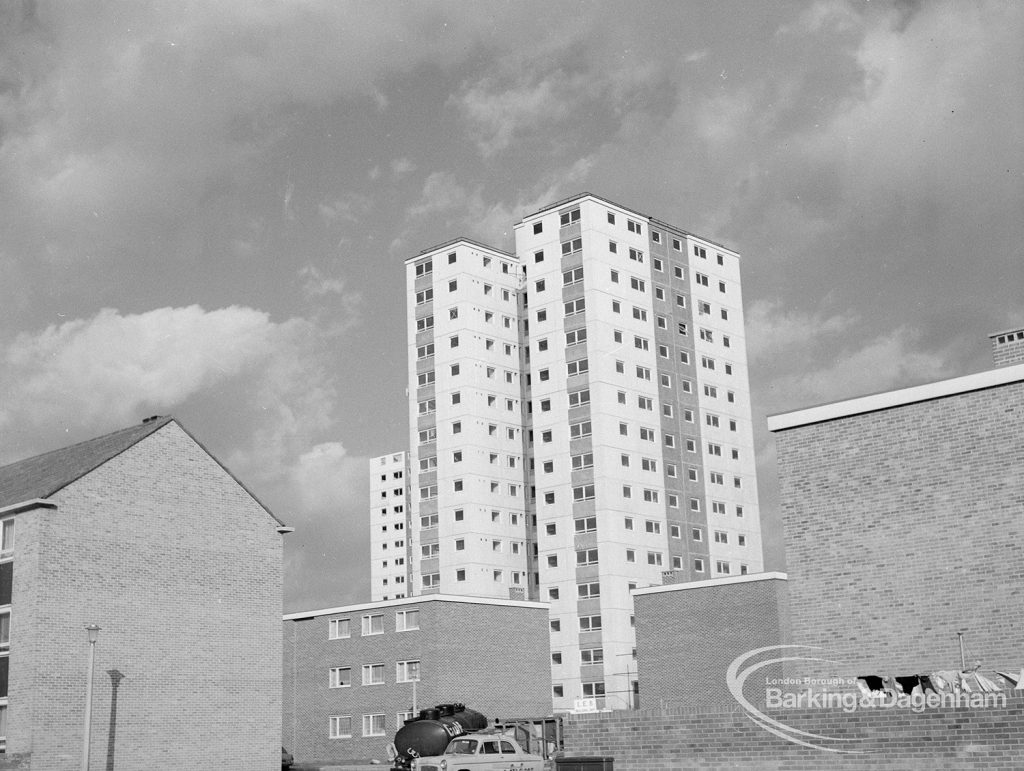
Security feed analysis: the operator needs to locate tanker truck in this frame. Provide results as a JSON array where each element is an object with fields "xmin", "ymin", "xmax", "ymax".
[{"xmin": 387, "ymin": 704, "xmax": 545, "ymax": 771}]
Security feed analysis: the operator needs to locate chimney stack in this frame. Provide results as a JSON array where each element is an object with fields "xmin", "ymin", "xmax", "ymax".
[{"xmin": 988, "ymin": 328, "xmax": 1024, "ymax": 367}]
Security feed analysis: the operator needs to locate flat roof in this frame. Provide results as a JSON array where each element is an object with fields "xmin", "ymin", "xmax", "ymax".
[
  {"xmin": 632, "ymin": 571, "xmax": 788, "ymax": 597},
  {"xmin": 767, "ymin": 362, "xmax": 1024, "ymax": 432},
  {"xmin": 513, "ymin": 192, "xmax": 737, "ymax": 254},
  {"xmin": 283, "ymin": 593, "xmax": 549, "ymax": 621},
  {"xmin": 988, "ymin": 327, "xmax": 1024, "ymax": 340},
  {"xmin": 407, "ymin": 237, "xmax": 513, "ymax": 262}
]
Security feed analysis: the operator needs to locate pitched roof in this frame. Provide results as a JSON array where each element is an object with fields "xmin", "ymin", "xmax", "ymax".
[{"xmin": 0, "ymin": 417, "xmax": 175, "ymax": 508}]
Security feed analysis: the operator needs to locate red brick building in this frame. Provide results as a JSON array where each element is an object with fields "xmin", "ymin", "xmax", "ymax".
[
  {"xmin": 0, "ymin": 417, "xmax": 285, "ymax": 770},
  {"xmin": 282, "ymin": 594, "xmax": 551, "ymax": 763},
  {"xmin": 768, "ymin": 354, "xmax": 1024, "ymax": 677}
]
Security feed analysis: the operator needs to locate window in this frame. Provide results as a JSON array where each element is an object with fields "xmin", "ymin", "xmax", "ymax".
[
  {"xmin": 694, "ymin": 245, "xmax": 707, "ymax": 259},
  {"xmin": 581, "ymin": 647, "xmax": 604, "ymax": 664},
  {"xmin": 642, "ymin": 489, "xmax": 659, "ymax": 503},
  {"xmin": 582, "ymin": 682, "xmax": 606, "ymax": 697},
  {"xmin": 673, "ymin": 238, "xmax": 682, "ymax": 251},
  {"xmin": 694, "ymin": 558, "xmax": 705, "ymax": 572},
  {"xmin": 624, "ymin": 517, "xmax": 634, "ymax": 530},
  {"xmin": 560, "ymin": 208, "xmax": 581, "ymax": 226},
  {"xmin": 568, "ymin": 389, "xmax": 591, "ymax": 407},
  {"xmin": 567, "ymin": 358, "xmax": 589, "ymax": 376},
  {"xmin": 421, "ymin": 513, "xmax": 439, "ymax": 528},
  {"xmin": 575, "ymin": 516, "xmax": 597, "ymax": 533},
  {"xmin": 700, "ymin": 328, "xmax": 713, "ymax": 343},
  {"xmin": 638, "ymin": 396, "xmax": 653, "ymax": 411},
  {"xmin": 578, "ymin": 582, "xmax": 601, "ymax": 599},
  {"xmin": 362, "ymin": 664, "xmax": 385, "ymax": 685},
  {"xmin": 712, "ymin": 501, "xmax": 727, "ymax": 514},
  {"xmin": 534, "ymin": 221, "xmax": 543, "ymax": 234},
  {"xmin": 655, "ymin": 287, "xmax": 664, "ymax": 300},
  {"xmin": 609, "ymin": 240, "xmax": 618, "ymax": 253},
  {"xmin": 416, "ymin": 343, "xmax": 434, "ymax": 359},
  {"xmin": 645, "ymin": 520, "xmax": 661, "ymax": 534},
  {"xmin": 639, "ymin": 427, "xmax": 655, "ymax": 442},
  {"xmin": 719, "ymin": 281, "xmax": 727, "ymax": 293},
  {"xmin": 451, "ymin": 363, "xmax": 460, "ymax": 376},
  {"xmin": 647, "ymin": 552, "xmax": 663, "ymax": 566},
  {"xmin": 716, "ymin": 561, "xmax": 731, "ymax": 575},
  {"xmin": 610, "ymin": 269, "xmax": 619, "ymax": 283},
  {"xmin": 417, "ymin": 371, "xmax": 435, "ymax": 387},
  {"xmin": 701, "ymin": 356, "xmax": 716, "ymax": 371},
  {"xmin": 706, "ymin": 414, "xmax": 720, "ymax": 428},
  {"xmin": 570, "ymin": 421, "xmax": 592, "ymax": 439},
  {"xmin": 721, "ymin": 308, "xmax": 729, "ymax": 320},
  {"xmin": 627, "ymin": 219, "xmax": 641, "ymax": 234},
  {"xmin": 634, "ymin": 335, "xmax": 649, "ymax": 351},
  {"xmin": 415, "ymin": 288, "xmax": 433, "ymax": 305},
  {"xmin": 329, "ymin": 619, "xmax": 351, "ymax": 639},
  {"xmin": 396, "ymin": 660, "xmax": 421, "ymax": 683},
  {"xmin": 629, "ymin": 247, "xmax": 644, "ymax": 263},
  {"xmin": 663, "ymin": 403, "xmax": 674, "ymax": 417},
  {"xmin": 330, "ymin": 667, "xmax": 352, "ymax": 688},
  {"xmin": 576, "ymin": 548, "xmax": 599, "ymax": 566},
  {"xmin": 535, "ymin": 279, "xmax": 546, "ymax": 292},
  {"xmin": 563, "ymin": 267, "xmax": 584, "ymax": 286},
  {"xmin": 636, "ymin": 365, "xmax": 651, "ymax": 380},
  {"xmin": 580, "ymin": 615, "xmax": 602, "ymax": 631},
  {"xmin": 614, "ymin": 330, "xmax": 623, "ymax": 343},
  {"xmin": 416, "ymin": 316, "xmax": 434, "ymax": 332},
  {"xmin": 534, "ymin": 249, "xmax": 544, "ymax": 263},
  {"xmin": 715, "ymin": 531, "xmax": 728, "ymax": 544},
  {"xmin": 571, "ymin": 452, "xmax": 594, "ymax": 470},
  {"xmin": 615, "ymin": 360, "xmax": 624, "ymax": 373},
  {"xmin": 363, "ymin": 714, "xmax": 386, "ymax": 737},
  {"xmin": 710, "ymin": 472, "xmax": 724, "ymax": 485},
  {"xmin": 362, "ymin": 614, "xmax": 383, "ymax": 636},
  {"xmin": 622, "ymin": 485, "xmax": 632, "ymax": 499},
  {"xmin": 418, "ymin": 399, "xmax": 436, "ymax": 415},
  {"xmin": 708, "ymin": 442, "xmax": 722, "ymax": 456},
  {"xmin": 564, "ymin": 298, "xmax": 586, "ymax": 316},
  {"xmin": 330, "ymin": 715, "xmax": 352, "ymax": 739},
  {"xmin": 422, "ymin": 573, "xmax": 440, "ymax": 588},
  {"xmin": 456, "ymin": 569, "xmax": 466, "ymax": 581},
  {"xmin": 630, "ymin": 277, "xmax": 645, "ymax": 292},
  {"xmin": 537, "ymin": 309, "xmax": 547, "ymax": 322},
  {"xmin": 573, "ymin": 484, "xmax": 596, "ymax": 501},
  {"xmin": 566, "ymin": 328, "xmax": 588, "ymax": 346},
  {"xmin": 738, "ymin": 535, "xmax": 747, "ymax": 547},
  {"xmin": 561, "ymin": 238, "xmax": 583, "ymax": 255}
]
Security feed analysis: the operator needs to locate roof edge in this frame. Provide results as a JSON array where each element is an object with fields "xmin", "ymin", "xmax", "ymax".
[
  {"xmin": 632, "ymin": 571, "xmax": 788, "ymax": 596},
  {"xmin": 768, "ymin": 362, "xmax": 1024, "ymax": 432},
  {"xmin": 408, "ymin": 237, "xmax": 513, "ymax": 262},
  {"xmin": 284, "ymin": 592, "xmax": 550, "ymax": 621},
  {"xmin": 0, "ymin": 498, "xmax": 59, "ymax": 516}
]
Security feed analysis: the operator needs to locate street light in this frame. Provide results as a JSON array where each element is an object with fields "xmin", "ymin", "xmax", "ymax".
[{"xmin": 81, "ymin": 624, "xmax": 101, "ymax": 771}]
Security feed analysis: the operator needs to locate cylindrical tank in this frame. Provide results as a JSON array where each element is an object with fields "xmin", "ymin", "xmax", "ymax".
[{"xmin": 394, "ymin": 704, "xmax": 488, "ymax": 764}]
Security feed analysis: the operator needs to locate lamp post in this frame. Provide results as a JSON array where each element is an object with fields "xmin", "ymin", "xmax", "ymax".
[{"xmin": 81, "ymin": 624, "xmax": 101, "ymax": 771}]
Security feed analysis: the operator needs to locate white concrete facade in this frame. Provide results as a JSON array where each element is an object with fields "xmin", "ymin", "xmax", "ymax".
[
  {"xmin": 391, "ymin": 194, "xmax": 764, "ymax": 712},
  {"xmin": 405, "ymin": 240, "xmax": 535, "ymax": 601},
  {"xmin": 369, "ymin": 451, "xmax": 411, "ymax": 601}
]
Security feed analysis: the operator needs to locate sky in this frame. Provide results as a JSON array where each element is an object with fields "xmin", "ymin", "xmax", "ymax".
[{"xmin": 1, "ymin": 1, "xmax": 1021, "ymax": 613}]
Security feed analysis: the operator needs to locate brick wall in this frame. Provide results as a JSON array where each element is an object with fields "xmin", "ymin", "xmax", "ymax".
[
  {"xmin": 776, "ymin": 380, "xmax": 1024, "ymax": 677},
  {"xmin": 283, "ymin": 597, "xmax": 551, "ymax": 764},
  {"xmin": 561, "ymin": 696, "xmax": 1024, "ymax": 770},
  {"xmin": 633, "ymin": 575, "xmax": 789, "ymax": 709},
  {"xmin": 5, "ymin": 422, "xmax": 283, "ymax": 770}
]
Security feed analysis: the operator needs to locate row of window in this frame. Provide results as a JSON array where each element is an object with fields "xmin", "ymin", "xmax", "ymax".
[
  {"xmin": 329, "ymin": 712, "xmax": 409, "ymax": 739},
  {"xmin": 329, "ymin": 660, "xmax": 419, "ymax": 689},
  {"xmin": 426, "ymin": 568, "xmax": 526, "ymax": 586},
  {"xmin": 327, "ymin": 610, "xmax": 419, "ymax": 640}
]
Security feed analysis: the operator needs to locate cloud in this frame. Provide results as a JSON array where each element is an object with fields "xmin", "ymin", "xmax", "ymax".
[
  {"xmin": 406, "ymin": 159, "xmax": 594, "ymax": 247},
  {"xmin": 0, "ymin": 305, "xmax": 304, "ymax": 430},
  {"xmin": 390, "ymin": 158, "xmax": 416, "ymax": 178},
  {"xmin": 284, "ymin": 441, "xmax": 371, "ymax": 610}
]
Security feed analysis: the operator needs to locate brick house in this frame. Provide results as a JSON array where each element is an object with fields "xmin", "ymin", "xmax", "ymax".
[
  {"xmin": 768, "ymin": 347, "xmax": 1024, "ymax": 678},
  {"xmin": 282, "ymin": 594, "xmax": 551, "ymax": 763},
  {"xmin": 0, "ymin": 417, "xmax": 285, "ymax": 770}
]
